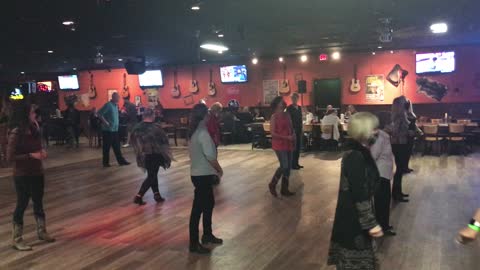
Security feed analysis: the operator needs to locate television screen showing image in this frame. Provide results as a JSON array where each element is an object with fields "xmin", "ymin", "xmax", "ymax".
[
  {"xmin": 58, "ymin": 75, "xmax": 80, "ymax": 90},
  {"xmin": 220, "ymin": 65, "xmax": 248, "ymax": 83},
  {"xmin": 139, "ymin": 70, "xmax": 163, "ymax": 87},
  {"xmin": 416, "ymin": 51, "xmax": 455, "ymax": 74},
  {"xmin": 37, "ymin": 81, "xmax": 53, "ymax": 92}
]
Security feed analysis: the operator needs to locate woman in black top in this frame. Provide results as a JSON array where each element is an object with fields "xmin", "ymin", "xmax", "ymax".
[{"xmin": 328, "ymin": 112, "xmax": 383, "ymax": 270}]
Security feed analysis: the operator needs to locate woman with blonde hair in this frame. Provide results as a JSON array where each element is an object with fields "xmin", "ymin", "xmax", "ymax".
[
  {"xmin": 390, "ymin": 96, "xmax": 410, "ymax": 202},
  {"xmin": 328, "ymin": 112, "xmax": 383, "ymax": 270}
]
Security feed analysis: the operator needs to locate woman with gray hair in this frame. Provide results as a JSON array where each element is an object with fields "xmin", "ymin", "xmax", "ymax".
[
  {"xmin": 390, "ymin": 96, "xmax": 410, "ymax": 203},
  {"xmin": 130, "ymin": 108, "xmax": 173, "ymax": 205},
  {"xmin": 328, "ymin": 112, "xmax": 383, "ymax": 270}
]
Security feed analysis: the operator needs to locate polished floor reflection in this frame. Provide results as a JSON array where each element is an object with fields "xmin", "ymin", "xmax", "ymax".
[{"xmin": 0, "ymin": 147, "xmax": 479, "ymax": 270}]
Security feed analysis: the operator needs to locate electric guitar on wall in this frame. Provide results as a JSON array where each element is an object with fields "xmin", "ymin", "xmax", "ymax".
[
  {"xmin": 122, "ymin": 73, "xmax": 130, "ymax": 99},
  {"xmin": 88, "ymin": 73, "xmax": 97, "ymax": 99},
  {"xmin": 189, "ymin": 66, "xmax": 199, "ymax": 93},
  {"xmin": 279, "ymin": 64, "xmax": 290, "ymax": 94},
  {"xmin": 171, "ymin": 69, "xmax": 181, "ymax": 98},
  {"xmin": 350, "ymin": 64, "xmax": 361, "ymax": 92},
  {"xmin": 208, "ymin": 68, "xmax": 216, "ymax": 96}
]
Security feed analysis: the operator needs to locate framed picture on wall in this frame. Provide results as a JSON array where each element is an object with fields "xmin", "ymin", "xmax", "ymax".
[
  {"xmin": 365, "ymin": 75, "xmax": 385, "ymax": 101},
  {"xmin": 107, "ymin": 89, "xmax": 118, "ymax": 101},
  {"xmin": 134, "ymin": 95, "xmax": 141, "ymax": 106}
]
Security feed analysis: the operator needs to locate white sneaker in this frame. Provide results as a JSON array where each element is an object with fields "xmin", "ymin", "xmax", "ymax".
[{"xmin": 122, "ymin": 144, "xmax": 130, "ymax": 148}]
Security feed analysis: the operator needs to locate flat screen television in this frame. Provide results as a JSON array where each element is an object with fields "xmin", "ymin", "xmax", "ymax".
[
  {"xmin": 416, "ymin": 51, "xmax": 455, "ymax": 75},
  {"xmin": 58, "ymin": 75, "xmax": 80, "ymax": 90},
  {"xmin": 220, "ymin": 65, "xmax": 248, "ymax": 83},
  {"xmin": 139, "ymin": 70, "xmax": 163, "ymax": 87},
  {"xmin": 37, "ymin": 81, "xmax": 53, "ymax": 92}
]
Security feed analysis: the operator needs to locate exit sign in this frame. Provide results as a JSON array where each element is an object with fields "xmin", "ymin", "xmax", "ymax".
[{"xmin": 319, "ymin": 54, "xmax": 328, "ymax": 61}]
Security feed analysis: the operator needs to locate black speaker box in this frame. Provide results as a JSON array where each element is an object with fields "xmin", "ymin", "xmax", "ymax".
[
  {"xmin": 124, "ymin": 58, "xmax": 146, "ymax": 75},
  {"xmin": 298, "ymin": 80, "xmax": 307, "ymax": 93}
]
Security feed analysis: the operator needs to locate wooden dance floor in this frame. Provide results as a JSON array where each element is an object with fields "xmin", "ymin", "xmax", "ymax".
[{"xmin": 0, "ymin": 147, "xmax": 479, "ymax": 270}]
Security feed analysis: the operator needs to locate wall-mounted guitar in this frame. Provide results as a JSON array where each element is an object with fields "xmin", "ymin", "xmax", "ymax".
[
  {"xmin": 279, "ymin": 63, "xmax": 290, "ymax": 94},
  {"xmin": 189, "ymin": 66, "xmax": 199, "ymax": 94},
  {"xmin": 88, "ymin": 72, "xmax": 97, "ymax": 99},
  {"xmin": 122, "ymin": 73, "xmax": 130, "ymax": 100},
  {"xmin": 350, "ymin": 64, "xmax": 361, "ymax": 92},
  {"xmin": 208, "ymin": 68, "xmax": 216, "ymax": 96},
  {"xmin": 171, "ymin": 68, "xmax": 181, "ymax": 98}
]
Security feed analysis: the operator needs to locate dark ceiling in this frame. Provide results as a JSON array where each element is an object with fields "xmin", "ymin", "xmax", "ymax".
[{"xmin": 1, "ymin": 0, "xmax": 480, "ymax": 75}]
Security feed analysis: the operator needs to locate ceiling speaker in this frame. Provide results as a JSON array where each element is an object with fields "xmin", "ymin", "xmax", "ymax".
[{"xmin": 124, "ymin": 57, "xmax": 146, "ymax": 75}]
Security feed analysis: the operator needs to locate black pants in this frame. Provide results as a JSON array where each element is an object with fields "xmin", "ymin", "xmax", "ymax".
[
  {"xmin": 292, "ymin": 129, "xmax": 302, "ymax": 167},
  {"xmin": 137, "ymin": 154, "xmax": 163, "ymax": 196},
  {"xmin": 375, "ymin": 178, "xmax": 391, "ymax": 229},
  {"xmin": 102, "ymin": 131, "xmax": 126, "ymax": 165},
  {"xmin": 405, "ymin": 137, "xmax": 414, "ymax": 170},
  {"xmin": 189, "ymin": 175, "xmax": 215, "ymax": 246},
  {"xmin": 67, "ymin": 125, "xmax": 80, "ymax": 146},
  {"xmin": 391, "ymin": 144, "xmax": 409, "ymax": 197},
  {"xmin": 13, "ymin": 175, "xmax": 45, "ymax": 225}
]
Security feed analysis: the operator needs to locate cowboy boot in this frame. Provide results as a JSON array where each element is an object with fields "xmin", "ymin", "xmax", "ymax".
[
  {"xmin": 35, "ymin": 217, "xmax": 55, "ymax": 243},
  {"xmin": 12, "ymin": 223, "xmax": 32, "ymax": 251},
  {"xmin": 280, "ymin": 176, "xmax": 295, "ymax": 196},
  {"xmin": 269, "ymin": 175, "xmax": 280, "ymax": 197}
]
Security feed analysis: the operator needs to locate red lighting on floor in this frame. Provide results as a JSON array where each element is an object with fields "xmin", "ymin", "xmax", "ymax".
[{"xmin": 319, "ymin": 54, "xmax": 328, "ymax": 61}]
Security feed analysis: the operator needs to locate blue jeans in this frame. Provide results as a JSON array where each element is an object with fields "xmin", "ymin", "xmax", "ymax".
[{"xmin": 274, "ymin": 150, "xmax": 292, "ymax": 178}]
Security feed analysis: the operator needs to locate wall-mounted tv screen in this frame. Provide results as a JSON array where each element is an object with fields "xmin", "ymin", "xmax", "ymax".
[
  {"xmin": 139, "ymin": 70, "xmax": 163, "ymax": 87},
  {"xmin": 58, "ymin": 75, "xmax": 80, "ymax": 90},
  {"xmin": 37, "ymin": 81, "xmax": 53, "ymax": 92},
  {"xmin": 220, "ymin": 65, "xmax": 248, "ymax": 83},
  {"xmin": 416, "ymin": 51, "xmax": 455, "ymax": 75}
]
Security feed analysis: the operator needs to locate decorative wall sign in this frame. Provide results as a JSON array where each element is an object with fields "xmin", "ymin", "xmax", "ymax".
[
  {"xmin": 416, "ymin": 77, "xmax": 448, "ymax": 101},
  {"xmin": 365, "ymin": 75, "xmax": 385, "ymax": 101},
  {"xmin": 107, "ymin": 89, "xmax": 117, "ymax": 101},
  {"xmin": 263, "ymin": 79, "xmax": 279, "ymax": 105},
  {"xmin": 386, "ymin": 64, "xmax": 408, "ymax": 87},
  {"xmin": 144, "ymin": 88, "xmax": 158, "ymax": 107}
]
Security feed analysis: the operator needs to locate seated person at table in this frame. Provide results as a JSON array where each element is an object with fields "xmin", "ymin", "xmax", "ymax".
[
  {"xmin": 304, "ymin": 107, "xmax": 314, "ymax": 124},
  {"xmin": 321, "ymin": 105, "xmax": 340, "ymax": 141},
  {"xmin": 236, "ymin": 107, "xmax": 254, "ymax": 124},
  {"xmin": 345, "ymin": 105, "xmax": 357, "ymax": 118},
  {"xmin": 253, "ymin": 108, "xmax": 265, "ymax": 120}
]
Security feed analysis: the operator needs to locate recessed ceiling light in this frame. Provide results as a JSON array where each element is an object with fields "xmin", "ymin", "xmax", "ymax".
[
  {"xmin": 372, "ymin": 52, "xmax": 376, "ymax": 55},
  {"xmin": 202, "ymin": 59, "xmax": 207, "ymax": 62},
  {"xmin": 217, "ymin": 50, "xmax": 223, "ymax": 54},
  {"xmin": 200, "ymin": 43, "xmax": 229, "ymax": 52},
  {"xmin": 430, "ymin": 22, "xmax": 448, "ymax": 34},
  {"xmin": 377, "ymin": 46, "xmax": 383, "ymax": 49},
  {"xmin": 390, "ymin": 50, "xmax": 394, "ymax": 54},
  {"xmin": 252, "ymin": 58, "xmax": 258, "ymax": 65},
  {"xmin": 278, "ymin": 57, "xmax": 284, "ymax": 62},
  {"xmin": 20, "ymin": 71, "xmax": 25, "ymax": 74},
  {"xmin": 62, "ymin": 20, "xmax": 75, "ymax": 26},
  {"xmin": 48, "ymin": 50, "xmax": 54, "ymax": 54},
  {"xmin": 300, "ymin": 55, "xmax": 308, "ymax": 62},
  {"xmin": 118, "ymin": 58, "xmax": 123, "ymax": 61},
  {"xmin": 73, "ymin": 67, "xmax": 77, "ymax": 70},
  {"xmin": 191, "ymin": 5, "xmax": 200, "ymax": 10},
  {"xmin": 218, "ymin": 34, "xmax": 224, "ymax": 38},
  {"xmin": 331, "ymin": 52, "xmax": 341, "ymax": 60}
]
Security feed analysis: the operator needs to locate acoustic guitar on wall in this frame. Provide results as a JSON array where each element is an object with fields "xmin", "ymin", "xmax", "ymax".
[
  {"xmin": 279, "ymin": 63, "xmax": 290, "ymax": 94},
  {"xmin": 350, "ymin": 64, "xmax": 361, "ymax": 92},
  {"xmin": 122, "ymin": 73, "xmax": 130, "ymax": 99},
  {"xmin": 189, "ymin": 66, "xmax": 199, "ymax": 93},
  {"xmin": 171, "ymin": 69, "xmax": 181, "ymax": 98},
  {"xmin": 88, "ymin": 73, "xmax": 97, "ymax": 99},
  {"xmin": 208, "ymin": 68, "xmax": 216, "ymax": 96}
]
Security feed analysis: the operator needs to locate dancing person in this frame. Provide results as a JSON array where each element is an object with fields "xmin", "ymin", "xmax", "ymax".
[
  {"xmin": 7, "ymin": 102, "xmax": 55, "ymax": 251},
  {"xmin": 97, "ymin": 92, "xmax": 130, "ymax": 167},
  {"xmin": 188, "ymin": 103, "xmax": 223, "ymax": 254},
  {"xmin": 390, "ymin": 96, "xmax": 410, "ymax": 203},
  {"xmin": 327, "ymin": 112, "xmax": 383, "ymax": 270},
  {"xmin": 370, "ymin": 114, "xmax": 396, "ymax": 236},
  {"xmin": 63, "ymin": 103, "xmax": 81, "ymax": 148},
  {"xmin": 130, "ymin": 108, "xmax": 172, "ymax": 205},
  {"xmin": 457, "ymin": 209, "xmax": 480, "ymax": 244},
  {"xmin": 321, "ymin": 105, "xmax": 341, "ymax": 141},
  {"xmin": 404, "ymin": 99, "xmax": 421, "ymax": 173},
  {"xmin": 287, "ymin": 93, "xmax": 303, "ymax": 170},
  {"xmin": 268, "ymin": 96, "xmax": 295, "ymax": 197},
  {"xmin": 122, "ymin": 97, "xmax": 138, "ymax": 147}
]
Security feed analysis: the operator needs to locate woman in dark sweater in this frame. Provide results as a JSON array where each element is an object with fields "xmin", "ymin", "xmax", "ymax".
[
  {"xmin": 7, "ymin": 102, "xmax": 55, "ymax": 251},
  {"xmin": 328, "ymin": 112, "xmax": 383, "ymax": 270},
  {"xmin": 390, "ymin": 96, "xmax": 410, "ymax": 202}
]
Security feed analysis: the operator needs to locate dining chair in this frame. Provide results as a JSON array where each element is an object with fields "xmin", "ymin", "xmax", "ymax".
[
  {"xmin": 431, "ymin": 119, "xmax": 442, "ymax": 125},
  {"xmin": 447, "ymin": 123, "xmax": 466, "ymax": 155},
  {"xmin": 422, "ymin": 124, "xmax": 444, "ymax": 156}
]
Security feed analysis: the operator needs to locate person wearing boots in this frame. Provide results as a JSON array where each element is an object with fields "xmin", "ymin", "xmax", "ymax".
[
  {"xmin": 7, "ymin": 102, "xmax": 55, "ymax": 251},
  {"xmin": 130, "ymin": 108, "xmax": 173, "ymax": 205},
  {"xmin": 268, "ymin": 96, "xmax": 295, "ymax": 197},
  {"xmin": 286, "ymin": 93, "xmax": 304, "ymax": 170},
  {"xmin": 188, "ymin": 103, "xmax": 223, "ymax": 254}
]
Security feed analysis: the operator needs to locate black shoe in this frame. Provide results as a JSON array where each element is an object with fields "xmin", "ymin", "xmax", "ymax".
[
  {"xmin": 384, "ymin": 227, "xmax": 397, "ymax": 236},
  {"xmin": 281, "ymin": 190, "xmax": 296, "ymax": 197},
  {"xmin": 201, "ymin": 234, "xmax": 223, "ymax": 245},
  {"xmin": 393, "ymin": 196, "xmax": 409, "ymax": 203},
  {"xmin": 154, "ymin": 193, "xmax": 165, "ymax": 203},
  {"xmin": 401, "ymin": 193, "xmax": 410, "ymax": 197},
  {"xmin": 189, "ymin": 243, "xmax": 211, "ymax": 254},
  {"xmin": 119, "ymin": 161, "xmax": 130, "ymax": 166},
  {"xmin": 103, "ymin": 164, "xmax": 111, "ymax": 168},
  {"xmin": 297, "ymin": 165, "xmax": 304, "ymax": 169},
  {"xmin": 133, "ymin": 196, "xmax": 146, "ymax": 205},
  {"xmin": 292, "ymin": 166, "xmax": 300, "ymax": 170}
]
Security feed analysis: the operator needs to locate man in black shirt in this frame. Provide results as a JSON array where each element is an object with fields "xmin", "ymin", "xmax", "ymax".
[{"xmin": 287, "ymin": 93, "xmax": 303, "ymax": 170}]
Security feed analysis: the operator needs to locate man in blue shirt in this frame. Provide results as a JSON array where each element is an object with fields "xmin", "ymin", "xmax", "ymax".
[{"xmin": 97, "ymin": 92, "xmax": 130, "ymax": 167}]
